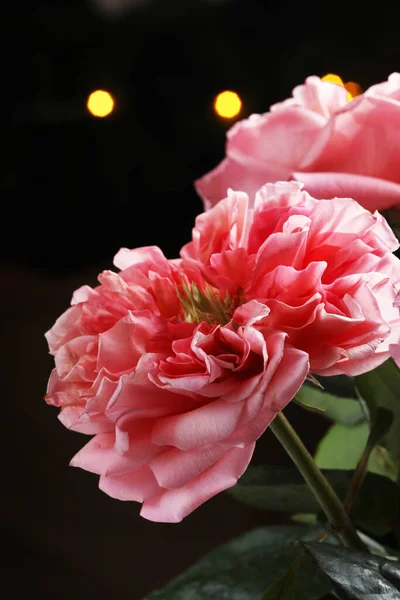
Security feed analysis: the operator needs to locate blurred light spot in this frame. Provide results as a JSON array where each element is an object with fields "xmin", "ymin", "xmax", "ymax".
[
  {"xmin": 322, "ymin": 73, "xmax": 362, "ymax": 101},
  {"xmin": 322, "ymin": 73, "xmax": 345, "ymax": 87},
  {"xmin": 87, "ymin": 90, "xmax": 115, "ymax": 118},
  {"xmin": 344, "ymin": 81, "xmax": 363, "ymax": 99},
  {"xmin": 214, "ymin": 91, "xmax": 242, "ymax": 119}
]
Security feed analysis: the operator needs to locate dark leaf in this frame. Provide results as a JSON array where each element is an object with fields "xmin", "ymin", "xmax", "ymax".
[
  {"xmin": 145, "ymin": 525, "xmax": 333, "ymax": 600},
  {"xmin": 366, "ymin": 408, "xmax": 394, "ymax": 454},
  {"xmin": 302, "ymin": 542, "xmax": 400, "ymax": 599},
  {"xmin": 355, "ymin": 359, "xmax": 400, "ymax": 460},
  {"xmin": 344, "ymin": 408, "xmax": 394, "ymax": 513},
  {"xmin": 262, "ymin": 551, "xmax": 305, "ymax": 599},
  {"xmin": 228, "ymin": 466, "xmax": 397, "ymax": 536},
  {"xmin": 228, "ymin": 466, "xmax": 323, "ymax": 514},
  {"xmin": 316, "ymin": 375, "xmax": 358, "ymax": 399}
]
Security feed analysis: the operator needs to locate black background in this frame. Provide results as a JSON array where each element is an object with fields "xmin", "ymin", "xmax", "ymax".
[{"xmin": 2, "ymin": 1, "xmax": 400, "ymax": 598}]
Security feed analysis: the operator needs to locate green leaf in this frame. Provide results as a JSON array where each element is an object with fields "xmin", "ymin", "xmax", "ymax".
[
  {"xmin": 302, "ymin": 542, "xmax": 400, "ymax": 600},
  {"xmin": 356, "ymin": 358, "xmax": 400, "ymax": 460},
  {"xmin": 314, "ymin": 422, "xmax": 397, "ymax": 481},
  {"xmin": 262, "ymin": 552, "xmax": 305, "ymax": 600},
  {"xmin": 365, "ymin": 408, "xmax": 394, "ymax": 455},
  {"xmin": 145, "ymin": 526, "xmax": 332, "ymax": 600},
  {"xmin": 227, "ymin": 466, "xmax": 397, "ymax": 536},
  {"xmin": 228, "ymin": 466, "xmax": 323, "ymax": 514},
  {"xmin": 295, "ymin": 385, "xmax": 365, "ymax": 425},
  {"xmin": 344, "ymin": 408, "xmax": 394, "ymax": 513},
  {"xmin": 315, "ymin": 422, "xmax": 368, "ymax": 470},
  {"xmin": 291, "ymin": 514, "xmax": 319, "ymax": 525},
  {"xmin": 370, "ymin": 445, "xmax": 398, "ymax": 480},
  {"xmin": 350, "ymin": 474, "xmax": 398, "ymax": 536}
]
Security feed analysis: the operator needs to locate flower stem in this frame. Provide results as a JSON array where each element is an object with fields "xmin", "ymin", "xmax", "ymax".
[{"xmin": 270, "ymin": 412, "xmax": 367, "ymax": 552}]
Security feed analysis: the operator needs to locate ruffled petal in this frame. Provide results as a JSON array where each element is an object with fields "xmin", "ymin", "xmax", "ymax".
[{"xmin": 141, "ymin": 444, "xmax": 255, "ymax": 522}]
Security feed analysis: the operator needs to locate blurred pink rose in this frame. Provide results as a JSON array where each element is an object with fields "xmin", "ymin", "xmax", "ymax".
[
  {"xmin": 390, "ymin": 296, "xmax": 400, "ymax": 368},
  {"xmin": 390, "ymin": 344, "xmax": 400, "ymax": 368},
  {"xmin": 182, "ymin": 182, "xmax": 400, "ymax": 375},
  {"xmin": 196, "ymin": 73, "xmax": 400, "ymax": 213},
  {"xmin": 45, "ymin": 246, "xmax": 308, "ymax": 522}
]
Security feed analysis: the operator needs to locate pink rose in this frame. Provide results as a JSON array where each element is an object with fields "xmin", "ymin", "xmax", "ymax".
[
  {"xmin": 45, "ymin": 245, "xmax": 308, "ymax": 522},
  {"xmin": 181, "ymin": 182, "xmax": 400, "ymax": 375},
  {"xmin": 45, "ymin": 182, "xmax": 400, "ymax": 520},
  {"xmin": 196, "ymin": 73, "xmax": 400, "ymax": 213},
  {"xmin": 390, "ymin": 296, "xmax": 400, "ymax": 368}
]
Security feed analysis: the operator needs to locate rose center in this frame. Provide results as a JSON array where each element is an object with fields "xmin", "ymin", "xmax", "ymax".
[{"xmin": 177, "ymin": 282, "xmax": 243, "ymax": 326}]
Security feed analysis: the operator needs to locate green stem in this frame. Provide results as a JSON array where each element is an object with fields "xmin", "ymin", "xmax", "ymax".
[
  {"xmin": 270, "ymin": 412, "xmax": 367, "ymax": 552},
  {"xmin": 344, "ymin": 443, "xmax": 371, "ymax": 514},
  {"xmin": 345, "ymin": 408, "xmax": 394, "ymax": 514}
]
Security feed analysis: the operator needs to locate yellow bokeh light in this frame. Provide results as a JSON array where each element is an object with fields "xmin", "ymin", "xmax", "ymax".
[
  {"xmin": 214, "ymin": 90, "xmax": 242, "ymax": 119},
  {"xmin": 322, "ymin": 73, "xmax": 345, "ymax": 87},
  {"xmin": 87, "ymin": 90, "xmax": 115, "ymax": 118},
  {"xmin": 322, "ymin": 73, "xmax": 362, "ymax": 102}
]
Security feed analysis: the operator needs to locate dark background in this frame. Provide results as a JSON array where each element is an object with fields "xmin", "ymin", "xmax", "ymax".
[{"xmin": 2, "ymin": 1, "xmax": 400, "ymax": 598}]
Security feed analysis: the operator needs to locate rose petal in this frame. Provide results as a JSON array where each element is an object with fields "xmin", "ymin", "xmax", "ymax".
[
  {"xmin": 293, "ymin": 172, "xmax": 400, "ymax": 212},
  {"xmin": 141, "ymin": 444, "xmax": 255, "ymax": 522},
  {"xmin": 151, "ymin": 398, "xmax": 246, "ymax": 450},
  {"xmin": 99, "ymin": 464, "xmax": 160, "ymax": 502},
  {"xmin": 70, "ymin": 429, "xmax": 160, "ymax": 476},
  {"xmin": 149, "ymin": 444, "xmax": 228, "ymax": 489},
  {"xmin": 97, "ymin": 311, "xmax": 163, "ymax": 375},
  {"xmin": 390, "ymin": 343, "xmax": 400, "ymax": 368}
]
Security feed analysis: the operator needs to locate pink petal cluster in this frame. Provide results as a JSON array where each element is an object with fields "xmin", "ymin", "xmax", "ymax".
[
  {"xmin": 182, "ymin": 182, "xmax": 400, "ymax": 375},
  {"xmin": 197, "ymin": 73, "xmax": 400, "ymax": 213},
  {"xmin": 46, "ymin": 246, "xmax": 308, "ymax": 522},
  {"xmin": 45, "ymin": 183, "xmax": 400, "ymax": 521}
]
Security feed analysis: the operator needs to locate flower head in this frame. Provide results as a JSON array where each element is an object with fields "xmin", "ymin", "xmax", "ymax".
[
  {"xmin": 196, "ymin": 73, "xmax": 400, "ymax": 214},
  {"xmin": 45, "ymin": 240, "xmax": 308, "ymax": 522}
]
